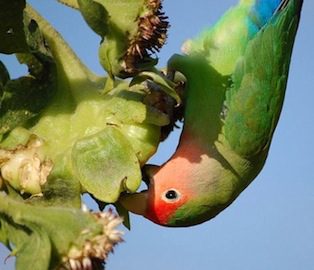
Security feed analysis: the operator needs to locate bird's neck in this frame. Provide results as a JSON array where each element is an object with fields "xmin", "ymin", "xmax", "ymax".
[
  {"xmin": 175, "ymin": 128, "xmax": 266, "ymax": 188},
  {"xmin": 180, "ymin": 55, "xmax": 227, "ymax": 145}
]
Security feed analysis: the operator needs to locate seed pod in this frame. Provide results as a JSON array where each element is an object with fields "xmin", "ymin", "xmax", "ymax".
[
  {"xmin": 123, "ymin": 0, "xmax": 169, "ymax": 75},
  {"xmin": 94, "ymin": 0, "xmax": 169, "ymax": 78}
]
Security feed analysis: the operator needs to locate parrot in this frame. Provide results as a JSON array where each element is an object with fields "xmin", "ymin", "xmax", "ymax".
[{"xmin": 120, "ymin": 0, "xmax": 303, "ymax": 227}]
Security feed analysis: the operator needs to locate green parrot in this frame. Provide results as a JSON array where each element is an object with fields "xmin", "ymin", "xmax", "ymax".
[{"xmin": 121, "ymin": 0, "xmax": 303, "ymax": 227}]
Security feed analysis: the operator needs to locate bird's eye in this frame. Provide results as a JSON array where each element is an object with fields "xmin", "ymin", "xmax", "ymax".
[{"xmin": 162, "ymin": 189, "xmax": 181, "ymax": 202}]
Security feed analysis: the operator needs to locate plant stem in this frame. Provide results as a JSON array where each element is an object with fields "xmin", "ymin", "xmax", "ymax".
[{"xmin": 25, "ymin": 5, "xmax": 93, "ymax": 80}]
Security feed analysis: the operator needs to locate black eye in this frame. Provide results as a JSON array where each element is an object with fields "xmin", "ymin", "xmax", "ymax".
[
  {"xmin": 162, "ymin": 189, "xmax": 181, "ymax": 202},
  {"xmin": 165, "ymin": 190, "xmax": 178, "ymax": 199}
]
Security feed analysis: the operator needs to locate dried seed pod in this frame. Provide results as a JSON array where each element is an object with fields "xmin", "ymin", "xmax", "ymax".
[
  {"xmin": 96, "ymin": 0, "xmax": 169, "ymax": 78},
  {"xmin": 123, "ymin": 0, "xmax": 169, "ymax": 75}
]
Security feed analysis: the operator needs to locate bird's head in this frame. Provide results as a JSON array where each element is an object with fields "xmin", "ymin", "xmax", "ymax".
[
  {"xmin": 120, "ymin": 164, "xmax": 195, "ymax": 227},
  {"xmin": 120, "ymin": 151, "xmax": 228, "ymax": 227}
]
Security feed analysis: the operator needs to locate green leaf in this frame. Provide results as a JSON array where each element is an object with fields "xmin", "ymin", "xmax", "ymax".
[
  {"xmin": 72, "ymin": 127, "xmax": 141, "ymax": 203},
  {"xmin": 0, "ymin": 214, "xmax": 30, "ymax": 257},
  {"xmin": 115, "ymin": 202, "xmax": 131, "ymax": 230},
  {"xmin": 0, "ymin": 219, "xmax": 11, "ymax": 249},
  {"xmin": 0, "ymin": 194, "xmax": 106, "ymax": 269},
  {"xmin": 57, "ymin": 0, "xmax": 79, "ymax": 9},
  {"xmin": 96, "ymin": 0, "xmax": 145, "ymax": 36},
  {"xmin": 0, "ymin": 73, "xmax": 55, "ymax": 136},
  {"xmin": 0, "ymin": 17, "xmax": 56, "ymax": 137},
  {"xmin": 0, "ymin": 61, "xmax": 10, "ymax": 88},
  {"xmin": 131, "ymin": 71, "xmax": 181, "ymax": 105},
  {"xmin": 15, "ymin": 225, "xmax": 51, "ymax": 270},
  {"xmin": 0, "ymin": 0, "xmax": 28, "ymax": 54},
  {"xmin": 103, "ymin": 89, "xmax": 169, "ymax": 126},
  {"xmin": 121, "ymin": 123, "xmax": 161, "ymax": 165},
  {"xmin": 78, "ymin": 0, "xmax": 109, "ymax": 38}
]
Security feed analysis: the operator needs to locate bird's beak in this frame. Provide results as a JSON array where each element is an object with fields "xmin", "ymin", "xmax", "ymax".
[
  {"xmin": 119, "ymin": 191, "xmax": 148, "ymax": 216},
  {"xmin": 119, "ymin": 164, "xmax": 160, "ymax": 216},
  {"xmin": 142, "ymin": 164, "xmax": 159, "ymax": 187}
]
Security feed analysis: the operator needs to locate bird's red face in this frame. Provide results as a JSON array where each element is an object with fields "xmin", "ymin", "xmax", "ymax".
[
  {"xmin": 120, "ymin": 161, "xmax": 196, "ymax": 226},
  {"xmin": 142, "ymin": 164, "xmax": 194, "ymax": 226},
  {"xmin": 120, "ymin": 134, "xmax": 205, "ymax": 226}
]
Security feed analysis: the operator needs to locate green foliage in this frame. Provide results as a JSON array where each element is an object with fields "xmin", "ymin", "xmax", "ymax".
[
  {"xmin": 0, "ymin": 0, "xmax": 175, "ymax": 268},
  {"xmin": 0, "ymin": 12, "xmax": 56, "ymax": 137},
  {"xmin": 72, "ymin": 127, "xmax": 142, "ymax": 202},
  {"xmin": 78, "ymin": 0, "xmax": 109, "ymax": 37},
  {"xmin": 0, "ymin": 193, "xmax": 117, "ymax": 270},
  {"xmin": 0, "ymin": 0, "xmax": 28, "ymax": 53}
]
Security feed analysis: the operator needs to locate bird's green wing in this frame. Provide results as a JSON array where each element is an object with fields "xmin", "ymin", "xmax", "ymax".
[{"xmin": 222, "ymin": 0, "xmax": 302, "ymax": 158}]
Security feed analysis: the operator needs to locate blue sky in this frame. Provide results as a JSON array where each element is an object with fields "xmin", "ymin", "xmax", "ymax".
[{"xmin": 1, "ymin": 1, "xmax": 314, "ymax": 269}]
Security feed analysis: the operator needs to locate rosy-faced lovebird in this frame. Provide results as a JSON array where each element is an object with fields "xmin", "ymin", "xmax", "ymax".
[{"xmin": 121, "ymin": 0, "xmax": 303, "ymax": 227}]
